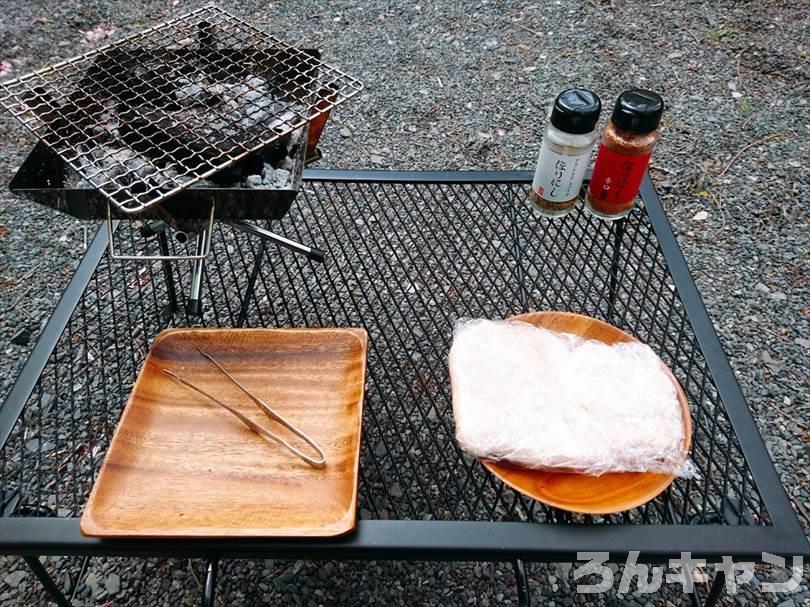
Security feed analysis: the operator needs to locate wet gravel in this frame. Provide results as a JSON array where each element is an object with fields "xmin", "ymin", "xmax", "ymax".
[{"xmin": 1, "ymin": 0, "xmax": 808, "ymax": 605}]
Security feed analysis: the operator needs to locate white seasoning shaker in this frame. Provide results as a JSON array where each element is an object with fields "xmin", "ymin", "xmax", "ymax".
[{"xmin": 528, "ymin": 88, "xmax": 601, "ymax": 217}]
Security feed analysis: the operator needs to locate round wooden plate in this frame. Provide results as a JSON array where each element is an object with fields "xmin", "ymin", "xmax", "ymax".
[{"xmin": 481, "ymin": 311, "xmax": 692, "ymax": 515}]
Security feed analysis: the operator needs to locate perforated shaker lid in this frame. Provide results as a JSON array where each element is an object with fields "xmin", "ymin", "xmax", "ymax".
[
  {"xmin": 549, "ymin": 88, "xmax": 602, "ymax": 135},
  {"xmin": 610, "ymin": 89, "xmax": 664, "ymax": 134}
]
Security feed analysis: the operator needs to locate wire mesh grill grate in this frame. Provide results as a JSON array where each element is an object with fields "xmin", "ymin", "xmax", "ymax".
[
  {"xmin": 0, "ymin": 6, "xmax": 362, "ymax": 214},
  {"xmin": 0, "ymin": 180, "xmax": 769, "ymax": 528}
]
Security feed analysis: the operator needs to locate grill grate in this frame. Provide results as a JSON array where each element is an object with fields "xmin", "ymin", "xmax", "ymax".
[{"xmin": 0, "ymin": 6, "xmax": 362, "ymax": 214}]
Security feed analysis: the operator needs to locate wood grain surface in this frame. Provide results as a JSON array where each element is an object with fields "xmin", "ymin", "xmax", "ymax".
[
  {"xmin": 481, "ymin": 311, "xmax": 692, "ymax": 515},
  {"xmin": 81, "ymin": 327, "xmax": 367, "ymax": 538}
]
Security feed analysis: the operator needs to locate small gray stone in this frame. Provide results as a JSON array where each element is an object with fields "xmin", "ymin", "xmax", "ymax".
[
  {"xmin": 4, "ymin": 570, "xmax": 28, "ymax": 588},
  {"xmin": 775, "ymin": 599, "xmax": 795, "ymax": 607},
  {"xmin": 84, "ymin": 571, "xmax": 101, "ymax": 597},
  {"xmin": 105, "ymin": 572, "xmax": 121, "ymax": 595},
  {"xmin": 770, "ymin": 291, "xmax": 787, "ymax": 301},
  {"xmin": 754, "ymin": 282, "xmax": 770, "ymax": 294},
  {"xmin": 555, "ymin": 562, "xmax": 573, "ymax": 580},
  {"xmin": 277, "ymin": 568, "xmax": 295, "ymax": 584},
  {"xmin": 40, "ymin": 393, "xmax": 54, "ymax": 415},
  {"xmin": 761, "ymin": 351, "xmax": 782, "ymax": 370}
]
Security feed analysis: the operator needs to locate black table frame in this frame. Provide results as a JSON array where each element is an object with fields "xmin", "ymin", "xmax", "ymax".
[{"xmin": 0, "ymin": 170, "xmax": 806, "ymax": 607}]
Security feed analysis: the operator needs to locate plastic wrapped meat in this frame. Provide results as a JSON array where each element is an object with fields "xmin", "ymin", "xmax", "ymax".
[{"xmin": 449, "ymin": 319, "xmax": 690, "ymax": 476}]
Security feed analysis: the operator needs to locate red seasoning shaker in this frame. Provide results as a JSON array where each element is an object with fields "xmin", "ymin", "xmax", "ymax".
[{"xmin": 586, "ymin": 89, "xmax": 664, "ymax": 220}]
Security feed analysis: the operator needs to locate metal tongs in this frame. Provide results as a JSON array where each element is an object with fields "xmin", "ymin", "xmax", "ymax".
[{"xmin": 163, "ymin": 345, "xmax": 327, "ymax": 469}]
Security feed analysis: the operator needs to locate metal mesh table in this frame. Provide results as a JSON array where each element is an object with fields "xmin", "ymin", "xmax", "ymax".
[{"xmin": 1, "ymin": 171, "xmax": 806, "ymax": 606}]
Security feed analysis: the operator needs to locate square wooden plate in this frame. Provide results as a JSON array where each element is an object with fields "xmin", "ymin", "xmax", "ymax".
[{"xmin": 81, "ymin": 327, "xmax": 367, "ymax": 538}]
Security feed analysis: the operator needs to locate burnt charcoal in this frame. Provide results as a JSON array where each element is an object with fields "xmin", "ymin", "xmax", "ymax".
[
  {"xmin": 197, "ymin": 20, "xmax": 217, "ymax": 51},
  {"xmin": 21, "ymin": 88, "xmax": 95, "ymax": 147},
  {"xmin": 26, "ymin": 42, "xmax": 312, "ymax": 202},
  {"xmin": 273, "ymin": 169, "xmax": 291, "ymax": 187},
  {"xmin": 261, "ymin": 164, "xmax": 276, "ymax": 185},
  {"xmin": 244, "ymin": 174, "xmax": 263, "ymax": 188},
  {"xmin": 278, "ymin": 156, "xmax": 295, "ymax": 172},
  {"xmin": 129, "ymin": 63, "xmax": 182, "ymax": 107},
  {"xmin": 117, "ymin": 103, "xmax": 214, "ymax": 169},
  {"xmin": 203, "ymin": 142, "xmax": 285, "ymax": 185},
  {"xmin": 74, "ymin": 144, "xmax": 158, "ymax": 185},
  {"xmin": 82, "ymin": 49, "xmax": 192, "ymax": 108},
  {"xmin": 81, "ymin": 49, "xmax": 136, "ymax": 100},
  {"xmin": 175, "ymin": 82, "xmax": 215, "ymax": 108},
  {"xmin": 114, "ymin": 72, "xmax": 303, "ymax": 170}
]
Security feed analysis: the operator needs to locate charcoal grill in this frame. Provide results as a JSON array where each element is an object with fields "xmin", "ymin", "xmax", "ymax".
[
  {"xmin": 0, "ymin": 5, "xmax": 362, "ymax": 213},
  {"xmin": 1, "ymin": 5, "xmax": 362, "ymax": 313}
]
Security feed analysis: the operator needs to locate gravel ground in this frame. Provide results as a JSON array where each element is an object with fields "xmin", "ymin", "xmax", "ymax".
[{"xmin": 1, "ymin": 0, "xmax": 808, "ymax": 605}]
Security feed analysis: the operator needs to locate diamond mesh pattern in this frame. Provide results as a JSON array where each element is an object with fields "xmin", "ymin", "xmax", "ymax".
[{"xmin": 0, "ymin": 179, "xmax": 769, "ymax": 528}]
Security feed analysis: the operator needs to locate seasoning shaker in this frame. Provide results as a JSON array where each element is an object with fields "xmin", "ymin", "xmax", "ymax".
[
  {"xmin": 528, "ymin": 88, "xmax": 601, "ymax": 217},
  {"xmin": 586, "ymin": 89, "xmax": 664, "ymax": 220}
]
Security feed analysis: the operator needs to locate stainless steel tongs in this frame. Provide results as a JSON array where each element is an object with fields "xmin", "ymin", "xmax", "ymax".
[{"xmin": 163, "ymin": 345, "xmax": 327, "ymax": 469}]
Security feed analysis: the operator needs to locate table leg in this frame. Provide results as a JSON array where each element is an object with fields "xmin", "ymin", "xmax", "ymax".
[
  {"xmin": 237, "ymin": 239, "xmax": 266, "ymax": 327},
  {"xmin": 202, "ymin": 557, "xmax": 219, "ymax": 607},
  {"xmin": 692, "ymin": 570, "xmax": 726, "ymax": 607},
  {"xmin": 513, "ymin": 558, "xmax": 531, "ymax": 607},
  {"xmin": 23, "ymin": 556, "xmax": 72, "ymax": 607}
]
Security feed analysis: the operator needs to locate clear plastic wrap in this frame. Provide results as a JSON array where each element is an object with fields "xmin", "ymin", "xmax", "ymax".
[{"xmin": 449, "ymin": 318, "xmax": 693, "ymax": 477}]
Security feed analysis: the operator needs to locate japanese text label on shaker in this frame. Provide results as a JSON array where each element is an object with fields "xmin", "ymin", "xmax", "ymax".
[
  {"xmin": 586, "ymin": 89, "xmax": 664, "ymax": 220},
  {"xmin": 528, "ymin": 88, "xmax": 601, "ymax": 218}
]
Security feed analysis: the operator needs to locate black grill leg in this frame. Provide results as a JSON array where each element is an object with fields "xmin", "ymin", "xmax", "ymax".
[
  {"xmin": 513, "ymin": 559, "xmax": 530, "ymax": 607},
  {"xmin": 202, "ymin": 557, "xmax": 219, "ymax": 607},
  {"xmin": 186, "ymin": 230, "xmax": 208, "ymax": 316},
  {"xmin": 607, "ymin": 218, "xmax": 626, "ymax": 323},
  {"xmin": 23, "ymin": 556, "xmax": 72, "ymax": 607}
]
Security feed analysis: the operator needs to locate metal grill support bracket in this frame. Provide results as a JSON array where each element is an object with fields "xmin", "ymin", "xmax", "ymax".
[{"xmin": 106, "ymin": 202, "xmax": 216, "ymax": 261}]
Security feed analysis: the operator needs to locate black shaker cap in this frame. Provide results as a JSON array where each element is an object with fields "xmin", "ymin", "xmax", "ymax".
[
  {"xmin": 611, "ymin": 89, "xmax": 664, "ymax": 133},
  {"xmin": 549, "ymin": 88, "xmax": 602, "ymax": 135}
]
